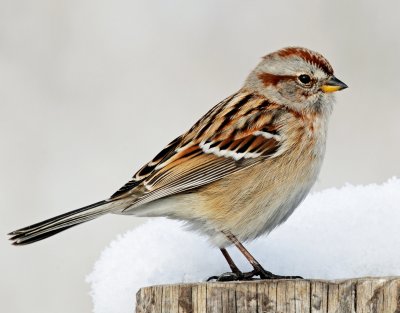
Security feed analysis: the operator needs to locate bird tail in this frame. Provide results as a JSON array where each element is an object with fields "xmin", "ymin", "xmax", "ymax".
[{"xmin": 8, "ymin": 200, "xmax": 116, "ymax": 245}]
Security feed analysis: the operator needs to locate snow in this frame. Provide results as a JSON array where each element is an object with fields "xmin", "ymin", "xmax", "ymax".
[{"xmin": 87, "ymin": 178, "xmax": 400, "ymax": 313}]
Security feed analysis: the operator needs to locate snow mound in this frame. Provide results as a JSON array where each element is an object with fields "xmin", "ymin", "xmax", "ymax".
[{"xmin": 87, "ymin": 178, "xmax": 400, "ymax": 313}]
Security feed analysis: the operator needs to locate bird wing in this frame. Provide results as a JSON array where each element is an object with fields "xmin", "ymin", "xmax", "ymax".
[{"xmin": 110, "ymin": 91, "xmax": 287, "ymax": 207}]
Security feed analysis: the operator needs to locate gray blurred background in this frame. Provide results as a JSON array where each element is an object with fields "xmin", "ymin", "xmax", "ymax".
[{"xmin": 1, "ymin": 0, "xmax": 399, "ymax": 312}]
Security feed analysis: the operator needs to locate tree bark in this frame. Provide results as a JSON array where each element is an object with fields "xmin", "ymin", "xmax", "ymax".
[{"xmin": 136, "ymin": 277, "xmax": 400, "ymax": 313}]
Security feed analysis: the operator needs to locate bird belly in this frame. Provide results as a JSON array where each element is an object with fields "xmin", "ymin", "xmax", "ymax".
[
  {"xmin": 122, "ymin": 152, "xmax": 324, "ymax": 247},
  {"xmin": 123, "ymin": 129, "xmax": 326, "ymax": 247},
  {"xmin": 194, "ymin": 144, "xmax": 325, "ymax": 246}
]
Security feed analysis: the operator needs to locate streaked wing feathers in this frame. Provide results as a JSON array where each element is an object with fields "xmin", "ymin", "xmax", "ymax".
[
  {"xmin": 133, "ymin": 153, "xmax": 258, "ymax": 206},
  {"xmin": 110, "ymin": 135, "xmax": 184, "ymax": 198},
  {"xmin": 110, "ymin": 91, "xmax": 285, "ymax": 205}
]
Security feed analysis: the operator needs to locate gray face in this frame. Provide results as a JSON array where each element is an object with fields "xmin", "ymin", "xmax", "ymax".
[{"xmin": 244, "ymin": 52, "xmax": 335, "ymax": 113}]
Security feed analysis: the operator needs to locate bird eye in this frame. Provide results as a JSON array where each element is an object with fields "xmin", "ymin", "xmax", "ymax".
[{"xmin": 298, "ymin": 74, "xmax": 311, "ymax": 85}]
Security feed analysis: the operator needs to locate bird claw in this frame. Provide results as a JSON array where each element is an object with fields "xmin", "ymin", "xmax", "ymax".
[
  {"xmin": 207, "ymin": 272, "xmax": 240, "ymax": 282},
  {"xmin": 253, "ymin": 266, "xmax": 303, "ymax": 280},
  {"xmin": 207, "ymin": 271, "xmax": 248, "ymax": 282},
  {"xmin": 207, "ymin": 268, "xmax": 302, "ymax": 282},
  {"xmin": 206, "ymin": 270, "xmax": 260, "ymax": 282}
]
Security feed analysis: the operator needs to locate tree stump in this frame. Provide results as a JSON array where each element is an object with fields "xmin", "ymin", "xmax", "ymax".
[{"xmin": 136, "ymin": 277, "xmax": 400, "ymax": 313}]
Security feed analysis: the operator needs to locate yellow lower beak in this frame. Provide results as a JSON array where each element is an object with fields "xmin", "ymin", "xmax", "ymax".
[{"xmin": 321, "ymin": 76, "xmax": 348, "ymax": 93}]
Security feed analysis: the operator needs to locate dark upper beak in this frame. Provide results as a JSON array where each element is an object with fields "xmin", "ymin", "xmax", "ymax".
[{"xmin": 321, "ymin": 76, "xmax": 348, "ymax": 93}]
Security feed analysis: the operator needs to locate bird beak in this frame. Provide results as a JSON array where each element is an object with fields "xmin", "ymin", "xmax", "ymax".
[{"xmin": 321, "ymin": 76, "xmax": 348, "ymax": 93}]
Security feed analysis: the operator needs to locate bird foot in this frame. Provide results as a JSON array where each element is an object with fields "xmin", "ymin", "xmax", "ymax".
[
  {"xmin": 207, "ymin": 267, "xmax": 302, "ymax": 282},
  {"xmin": 253, "ymin": 265, "xmax": 303, "ymax": 280},
  {"xmin": 207, "ymin": 270, "xmax": 256, "ymax": 282}
]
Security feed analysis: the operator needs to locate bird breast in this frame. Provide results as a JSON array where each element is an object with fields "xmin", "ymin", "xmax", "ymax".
[
  {"xmin": 193, "ymin": 110, "xmax": 329, "ymax": 243},
  {"xmin": 130, "ymin": 109, "xmax": 330, "ymax": 247}
]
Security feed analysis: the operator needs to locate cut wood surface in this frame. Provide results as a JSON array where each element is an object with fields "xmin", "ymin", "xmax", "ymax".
[{"xmin": 136, "ymin": 277, "xmax": 400, "ymax": 313}]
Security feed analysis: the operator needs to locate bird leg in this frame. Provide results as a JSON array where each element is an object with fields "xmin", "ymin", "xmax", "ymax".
[
  {"xmin": 220, "ymin": 247, "xmax": 241, "ymax": 274},
  {"xmin": 223, "ymin": 231, "xmax": 303, "ymax": 280},
  {"xmin": 207, "ymin": 248, "xmax": 255, "ymax": 281}
]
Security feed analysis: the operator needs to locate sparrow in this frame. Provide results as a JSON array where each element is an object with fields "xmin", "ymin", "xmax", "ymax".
[{"xmin": 9, "ymin": 47, "xmax": 347, "ymax": 281}]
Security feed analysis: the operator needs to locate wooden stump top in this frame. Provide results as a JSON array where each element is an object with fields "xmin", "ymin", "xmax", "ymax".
[{"xmin": 136, "ymin": 277, "xmax": 400, "ymax": 313}]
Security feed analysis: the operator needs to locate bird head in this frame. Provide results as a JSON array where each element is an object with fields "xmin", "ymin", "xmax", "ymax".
[{"xmin": 245, "ymin": 47, "xmax": 348, "ymax": 113}]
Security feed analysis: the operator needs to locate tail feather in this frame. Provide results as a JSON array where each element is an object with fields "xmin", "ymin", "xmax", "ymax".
[
  {"xmin": 8, "ymin": 200, "xmax": 114, "ymax": 245},
  {"xmin": 10, "ymin": 225, "xmax": 76, "ymax": 245}
]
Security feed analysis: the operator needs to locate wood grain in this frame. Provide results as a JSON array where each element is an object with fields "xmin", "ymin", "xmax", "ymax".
[{"xmin": 136, "ymin": 277, "xmax": 400, "ymax": 313}]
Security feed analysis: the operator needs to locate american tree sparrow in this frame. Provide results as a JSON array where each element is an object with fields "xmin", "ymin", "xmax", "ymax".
[{"xmin": 9, "ymin": 47, "xmax": 347, "ymax": 280}]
